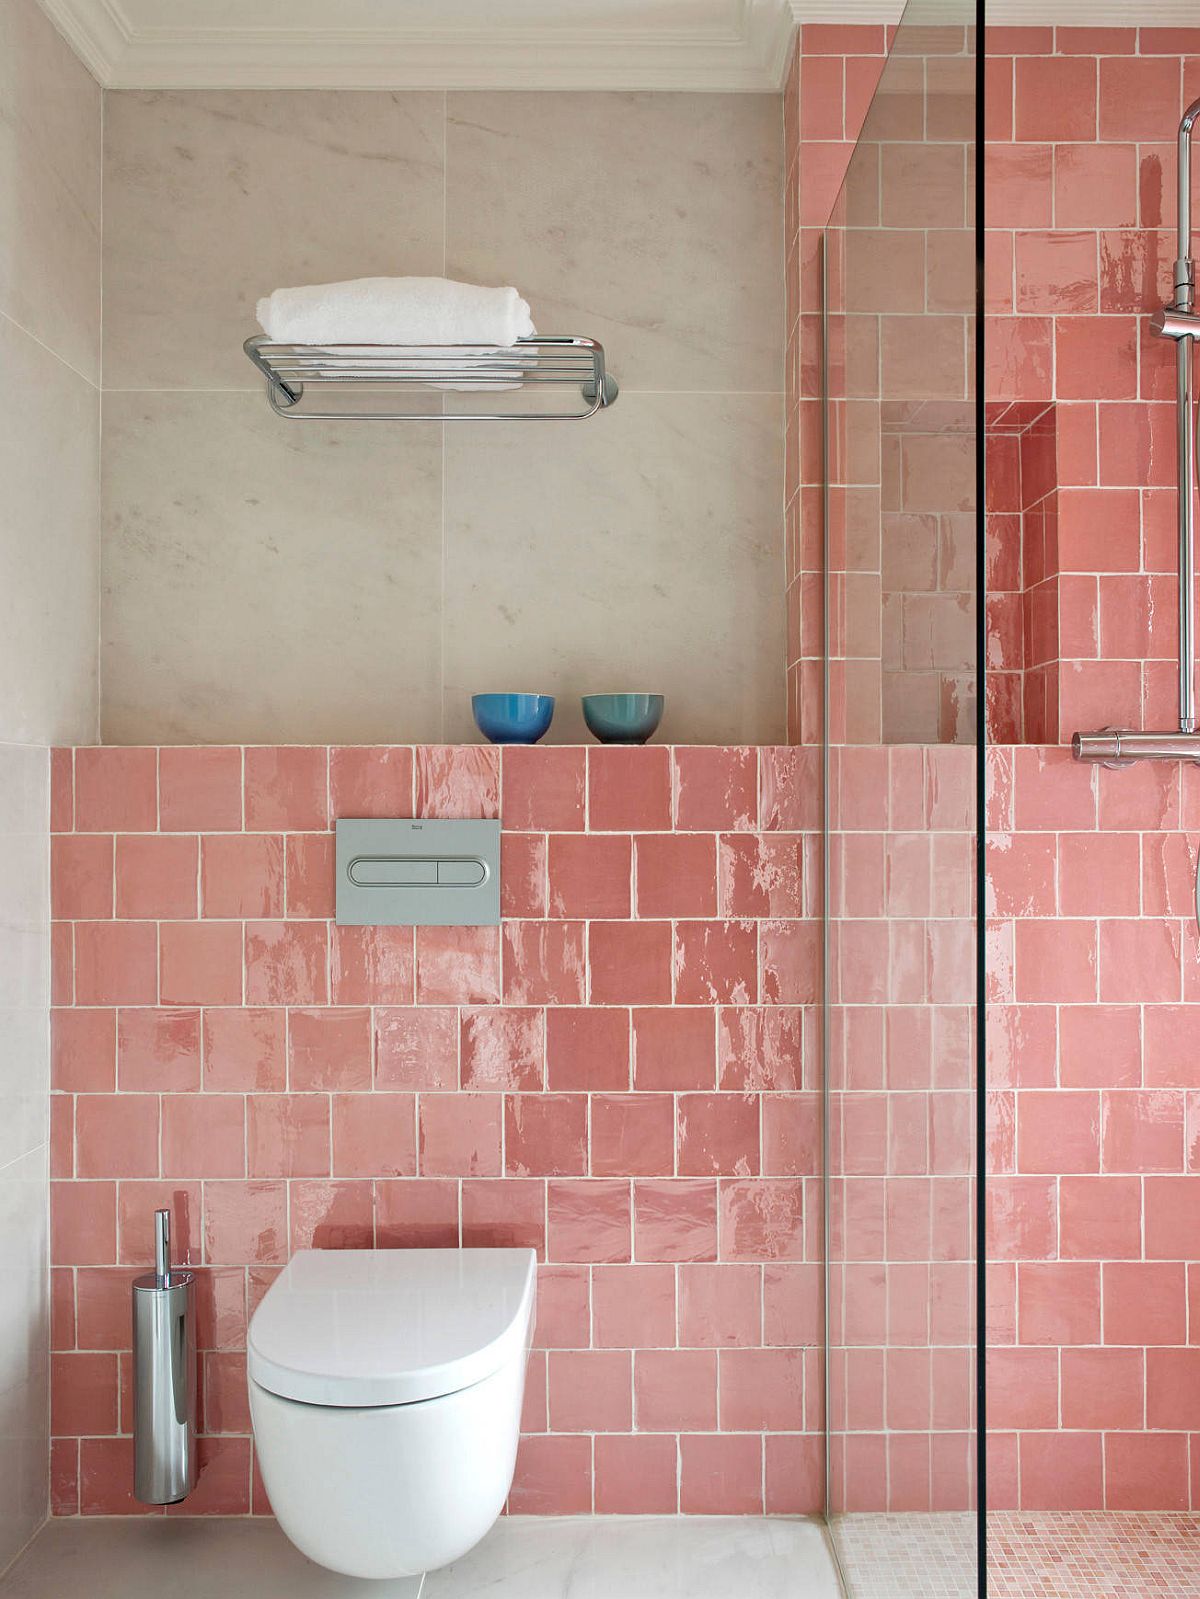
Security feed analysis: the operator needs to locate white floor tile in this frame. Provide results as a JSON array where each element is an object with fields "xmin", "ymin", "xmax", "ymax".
[
  {"xmin": 0, "ymin": 1519, "xmax": 421, "ymax": 1599},
  {"xmin": 1, "ymin": 1516, "xmax": 842, "ymax": 1599},
  {"xmin": 425, "ymin": 1516, "xmax": 840, "ymax": 1598}
]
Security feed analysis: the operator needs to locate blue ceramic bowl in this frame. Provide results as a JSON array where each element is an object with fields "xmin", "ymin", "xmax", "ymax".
[
  {"xmin": 472, "ymin": 693, "xmax": 555, "ymax": 745},
  {"xmin": 581, "ymin": 693, "xmax": 664, "ymax": 745}
]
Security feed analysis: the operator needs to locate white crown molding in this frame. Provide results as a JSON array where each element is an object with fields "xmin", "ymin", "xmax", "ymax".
[
  {"xmin": 37, "ymin": 0, "xmax": 129, "ymax": 82},
  {"xmin": 985, "ymin": 0, "xmax": 1200, "ymax": 17},
  {"xmin": 37, "ymin": 0, "xmax": 799, "ymax": 91},
  {"xmin": 787, "ymin": 0, "xmax": 1200, "ymax": 20},
  {"xmin": 36, "ymin": 0, "xmax": 1200, "ymax": 93},
  {"xmin": 786, "ymin": 1, "xmax": 900, "ymax": 18}
]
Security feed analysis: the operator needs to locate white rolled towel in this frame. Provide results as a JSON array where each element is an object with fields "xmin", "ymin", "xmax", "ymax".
[{"xmin": 256, "ymin": 275, "xmax": 536, "ymax": 347}]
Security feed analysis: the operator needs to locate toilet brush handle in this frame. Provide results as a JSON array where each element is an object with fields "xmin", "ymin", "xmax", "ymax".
[
  {"xmin": 133, "ymin": 1212, "xmax": 196, "ymax": 1505},
  {"xmin": 154, "ymin": 1208, "xmax": 170, "ymax": 1288}
]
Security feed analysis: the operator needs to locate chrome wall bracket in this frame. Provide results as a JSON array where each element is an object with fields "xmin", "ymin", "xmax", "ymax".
[{"xmin": 1073, "ymin": 729, "xmax": 1200, "ymax": 767}]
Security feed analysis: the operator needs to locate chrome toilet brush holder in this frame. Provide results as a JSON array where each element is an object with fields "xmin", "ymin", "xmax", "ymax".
[{"xmin": 132, "ymin": 1208, "xmax": 197, "ymax": 1504}]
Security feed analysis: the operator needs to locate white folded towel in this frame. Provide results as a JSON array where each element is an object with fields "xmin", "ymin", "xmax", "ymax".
[{"xmin": 256, "ymin": 275, "xmax": 536, "ymax": 347}]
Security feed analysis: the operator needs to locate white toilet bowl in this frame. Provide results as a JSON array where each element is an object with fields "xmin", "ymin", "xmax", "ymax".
[{"xmin": 247, "ymin": 1246, "xmax": 536, "ymax": 1580}]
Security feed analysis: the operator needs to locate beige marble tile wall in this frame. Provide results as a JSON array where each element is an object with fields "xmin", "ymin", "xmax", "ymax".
[
  {"xmin": 100, "ymin": 91, "xmax": 784, "ymax": 745},
  {"xmin": 0, "ymin": 0, "xmax": 101, "ymax": 1572},
  {"xmin": 0, "ymin": 0, "xmax": 100, "ymax": 745},
  {"xmin": 0, "ymin": 745, "xmax": 52, "ymax": 1572}
]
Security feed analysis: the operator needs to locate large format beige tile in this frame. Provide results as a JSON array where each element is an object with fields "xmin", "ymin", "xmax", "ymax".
[
  {"xmin": 103, "ymin": 91, "xmax": 446, "ymax": 390},
  {"xmin": 101, "ymin": 393, "xmax": 443, "ymax": 744},
  {"xmin": 0, "ymin": 743, "xmax": 48, "ymax": 1174},
  {"xmin": 0, "ymin": 318, "xmax": 99, "ymax": 745},
  {"xmin": 0, "ymin": 1516, "xmax": 843, "ymax": 1598},
  {"xmin": 443, "ymin": 393, "xmax": 785, "ymax": 745},
  {"xmin": 0, "ymin": 0, "xmax": 100, "ymax": 382},
  {"xmin": 445, "ymin": 93, "xmax": 783, "ymax": 393},
  {"xmin": 425, "ymin": 1515, "xmax": 839, "ymax": 1597},
  {"xmin": 0, "ymin": 740, "xmax": 50, "ymax": 1597},
  {"xmin": 0, "ymin": 1146, "xmax": 49, "ymax": 1577},
  {"xmin": 0, "ymin": 1518, "xmax": 414, "ymax": 1597},
  {"xmin": 98, "ymin": 91, "xmax": 786, "ymax": 746}
]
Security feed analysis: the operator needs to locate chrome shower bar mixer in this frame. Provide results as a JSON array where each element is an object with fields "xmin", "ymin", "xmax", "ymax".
[{"xmin": 1074, "ymin": 95, "xmax": 1200, "ymax": 769}]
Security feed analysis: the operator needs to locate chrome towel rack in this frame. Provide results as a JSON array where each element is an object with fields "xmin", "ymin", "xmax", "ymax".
[{"xmin": 243, "ymin": 335, "xmax": 618, "ymax": 421}]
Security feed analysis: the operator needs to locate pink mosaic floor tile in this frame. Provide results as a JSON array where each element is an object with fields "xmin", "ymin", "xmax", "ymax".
[{"xmin": 832, "ymin": 1511, "xmax": 1200, "ymax": 1598}]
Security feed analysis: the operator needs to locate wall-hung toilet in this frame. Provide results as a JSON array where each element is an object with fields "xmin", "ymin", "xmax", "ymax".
[{"xmin": 247, "ymin": 1246, "xmax": 536, "ymax": 1580}]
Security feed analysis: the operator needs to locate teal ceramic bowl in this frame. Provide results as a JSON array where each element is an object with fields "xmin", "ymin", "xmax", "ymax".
[
  {"xmin": 581, "ymin": 693, "xmax": 664, "ymax": 745},
  {"xmin": 472, "ymin": 693, "xmax": 555, "ymax": 744}
]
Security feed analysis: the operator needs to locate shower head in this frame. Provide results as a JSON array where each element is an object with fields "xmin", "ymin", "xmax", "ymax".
[{"xmin": 1175, "ymin": 97, "xmax": 1200, "ymax": 313}]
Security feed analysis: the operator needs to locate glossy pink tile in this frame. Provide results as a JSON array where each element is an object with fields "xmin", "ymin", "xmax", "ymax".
[
  {"xmin": 414, "ymin": 924, "xmax": 500, "ymax": 1005},
  {"xmin": 501, "ymin": 745, "xmax": 586, "ymax": 831},
  {"xmin": 52, "ymin": 1008, "xmax": 116, "ymax": 1093},
  {"xmin": 588, "ymin": 747, "xmax": 672, "ymax": 832},
  {"xmin": 162, "ymin": 1095, "xmax": 245, "ymax": 1179},
  {"xmin": 375, "ymin": 1006, "xmax": 457, "ymax": 1090},
  {"xmin": 591, "ymin": 1094, "xmax": 675, "ymax": 1178},
  {"xmin": 245, "ymin": 1093, "xmax": 328, "ymax": 1177},
  {"xmin": 632, "ymin": 1007, "xmax": 715, "ymax": 1093},
  {"xmin": 158, "ymin": 747, "xmax": 242, "ymax": 832},
  {"xmin": 52, "ymin": 836, "xmax": 113, "ymax": 920},
  {"xmin": 418, "ymin": 1094, "xmax": 502, "ymax": 1177},
  {"xmin": 674, "ymin": 746, "xmax": 759, "ymax": 831},
  {"xmin": 413, "ymin": 745, "xmax": 499, "ymax": 820},
  {"xmin": 288, "ymin": 1007, "xmax": 372, "ymax": 1090},
  {"xmin": 245, "ymin": 922, "xmax": 327, "ymax": 1005},
  {"xmin": 332, "ymin": 1093, "xmax": 416, "ymax": 1178},
  {"xmin": 201, "ymin": 835, "xmax": 282, "ymax": 919},
  {"xmin": 548, "ymin": 834, "xmax": 631, "ymax": 919},
  {"xmin": 74, "ymin": 748, "xmax": 157, "ymax": 833},
  {"xmin": 330, "ymin": 925, "xmax": 414, "ymax": 1007},
  {"xmin": 329, "ymin": 746, "xmax": 413, "ymax": 818},
  {"xmin": 545, "ymin": 1008, "xmax": 629, "ymax": 1092},
  {"xmin": 244, "ymin": 747, "xmax": 327, "ymax": 831},
  {"xmin": 203, "ymin": 1008, "xmax": 286, "ymax": 1092}
]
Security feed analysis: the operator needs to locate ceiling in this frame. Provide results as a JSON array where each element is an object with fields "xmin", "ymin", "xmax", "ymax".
[{"xmin": 36, "ymin": 0, "xmax": 1200, "ymax": 91}]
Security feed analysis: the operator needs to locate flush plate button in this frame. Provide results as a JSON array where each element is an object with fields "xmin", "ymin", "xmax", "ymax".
[
  {"xmin": 336, "ymin": 818, "xmax": 500, "ymax": 927},
  {"xmin": 437, "ymin": 859, "xmax": 487, "ymax": 887},
  {"xmin": 348, "ymin": 857, "xmax": 437, "ymax": 887}
]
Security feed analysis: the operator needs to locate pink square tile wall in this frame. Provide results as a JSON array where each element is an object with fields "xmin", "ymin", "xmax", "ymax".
[
  {"xmin": 812, "ymin": 20, "xmax": 982, "ymax": 1519},
  {"xmin": 826, "ymin": 745, "xmax": 980, "ymax": 1516},
  {"xmin": 48, "ymin": 743, "xmax": 819, "ymax": 1517},
  {"xmin": 983, "ymin": 27, "xmax": 1200, "ymax": 1516},
  {"xmin": 808, "ymin": 19, "xmax": 1200, "ymax": 1520},
  {"xmin": 783, "ymin": 25, "xmax": 890, "ymax": 745},
  {"xmin": 987, "ymin": 745, "xmax": 1200, "ymax": 1511},
  {"xmin": 986, "ymin": 26, "xmax": 1200, "ymax": 737}
]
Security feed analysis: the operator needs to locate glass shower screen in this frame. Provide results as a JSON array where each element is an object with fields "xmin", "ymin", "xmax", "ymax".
[{"xmin": 821, "ymin": 3, "xmax": 982, "ymax": 1596}]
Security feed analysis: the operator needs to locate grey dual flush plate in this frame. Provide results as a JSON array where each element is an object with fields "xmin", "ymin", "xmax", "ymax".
[{"xmin": 335, "ymin": 818, "xmax": 501, "ymax": 927}]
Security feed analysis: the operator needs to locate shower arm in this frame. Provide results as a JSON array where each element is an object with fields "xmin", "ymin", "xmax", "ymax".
[
  {"xmin": 1174, "ymin": 98, "xmax": 1200, "ymax": 737},
  {"xmin": 1175, "ymin": 99, "xmax": 1200, "ymax": 317},
  {"xmin": 1074, "ymin": 97, "xmax": 1200, "ymax": 765}
]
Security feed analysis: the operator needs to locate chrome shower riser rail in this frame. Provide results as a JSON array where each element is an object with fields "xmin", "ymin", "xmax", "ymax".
[
  {"xmin": 1173, "ymin": 99, "xmax": 1200, "ymax": 735},
  {"xmin": 1074, "ymin": 95, "xmax": 1200, "ymax": 762}
]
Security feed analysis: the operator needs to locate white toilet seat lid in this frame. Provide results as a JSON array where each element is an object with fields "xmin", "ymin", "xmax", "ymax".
[{"xmin": 247, "ymin": 1247, "xmax": 536, "ymax": 1407}]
